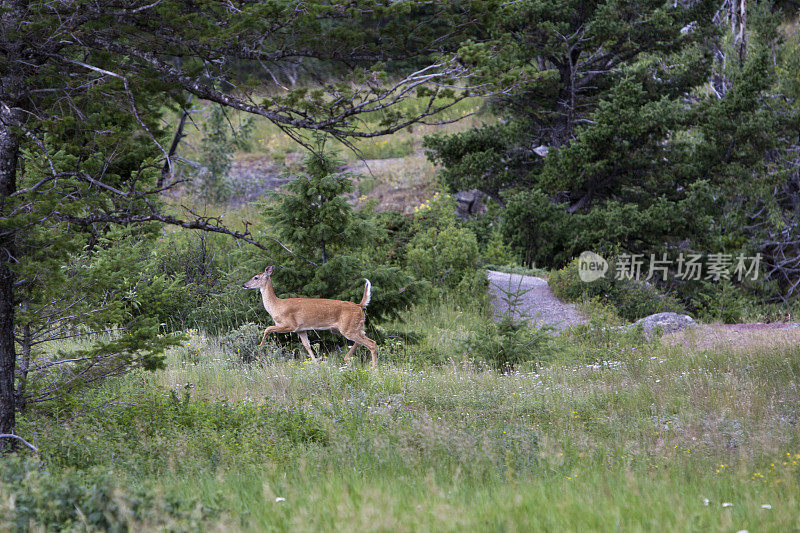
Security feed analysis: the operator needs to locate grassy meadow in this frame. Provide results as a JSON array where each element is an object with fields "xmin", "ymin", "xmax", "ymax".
[
  {"xmin": 5, "ymin": 92, "xmax": 800, "ymax": 532},
  {"xmin": 9, "ymin": 5, "xmax": 800, "ymax": 532},
  {"xmin": 6, "ymin": 299, "xmax": 800, "ymax": 531}
]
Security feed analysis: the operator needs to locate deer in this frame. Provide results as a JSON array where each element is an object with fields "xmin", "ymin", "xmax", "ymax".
[{"xmin": 242, "ymin": 265, "xmax": 378, "ymax": 367}]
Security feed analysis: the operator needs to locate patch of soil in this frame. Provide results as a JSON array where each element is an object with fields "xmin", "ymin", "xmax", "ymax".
[
  {"xmin": 226, "ymin": 153, "xmax": 436, "ymax": 213},
  {"xmin": 227, "ymin": 155, "xmax": 290, "ymax": 207},
  {"xmin": 664, "ymin": 324, "xmax": 800, "ymax": 352}
]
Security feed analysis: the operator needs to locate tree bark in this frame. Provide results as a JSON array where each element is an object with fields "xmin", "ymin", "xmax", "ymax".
[{"xmin": 0, "ymin": 103, "xmax": 20, "ymax": 453}]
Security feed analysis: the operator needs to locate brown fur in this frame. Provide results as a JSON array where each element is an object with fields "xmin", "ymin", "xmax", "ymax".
[{"xmin": 242, "ymin": 265, "xmax": 378, "ymax": 367}]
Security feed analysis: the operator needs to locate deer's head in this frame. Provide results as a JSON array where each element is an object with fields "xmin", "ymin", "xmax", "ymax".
[{"xmin": 242, "ymin": 265, "xmax": 275, "ymax": 289}]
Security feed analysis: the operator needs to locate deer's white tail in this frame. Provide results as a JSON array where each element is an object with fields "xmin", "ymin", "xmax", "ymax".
[{"xmin": 359, "ymin": 279, "xmax": 371, "ymax": 308}]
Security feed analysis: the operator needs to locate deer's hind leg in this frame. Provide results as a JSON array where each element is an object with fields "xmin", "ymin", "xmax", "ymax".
[
  {"xmin": 343, "ymin": 341, "xmax": 359, "ymax": 365},
  {"xmin": 297, "ymin": 331, "xmax": 318, "ymax": 362},
  {"xmin": 342, "ymin": 331, "xmax": 378, "ymax": 368}
]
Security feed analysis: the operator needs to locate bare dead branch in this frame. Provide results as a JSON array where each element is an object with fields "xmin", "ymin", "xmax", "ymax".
[{"xmin": 0, "ymin": 433, "xmax": 38, "ymax": 453}]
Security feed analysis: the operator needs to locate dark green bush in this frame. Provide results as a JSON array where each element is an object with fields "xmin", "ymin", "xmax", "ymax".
[
  {"xmin": 152, "ymin": 232, "xmax": 223, "ymax": 324},
  {"xmin": 500, "ymin": 189, "xmax": 575, "ymax": 268},
  {"xmin": 689, "ymin": 280, "xmax": 747, "ymax": 323},
  {"xmin": 549, "ymin": 257, "xmax": 684, "ymax": 321},
  {"xmin": 257, "ymin": 152, "xmax": 423, "ymax": 323}
]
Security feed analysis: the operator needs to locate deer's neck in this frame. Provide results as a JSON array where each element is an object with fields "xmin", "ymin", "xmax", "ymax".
[{"xmin": 260, "ymin": 279, "xmax": 280, "ymax": 315}]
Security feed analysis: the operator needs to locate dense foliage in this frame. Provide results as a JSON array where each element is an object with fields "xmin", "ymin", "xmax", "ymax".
[
  {"xmin": 2, "ymin": 2, "xmax": 800, "ymax": 528},
  {"xmin": 425, "ymin": 0, "xmax": 800, "ymax": 308},
  {"xmin": 0, "ymin": 0, "xmax": 515, "ymax": 445}
]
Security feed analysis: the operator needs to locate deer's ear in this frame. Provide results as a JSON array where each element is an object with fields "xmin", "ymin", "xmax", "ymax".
[{"xmin": 265, "ymin": 265, "xmax": 275, "ymax": 275}]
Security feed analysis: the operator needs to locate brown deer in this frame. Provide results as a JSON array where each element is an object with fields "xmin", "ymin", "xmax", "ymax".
[{"xmin": 242, "ymin": 265, "xmax": 378, "ymax": 367}]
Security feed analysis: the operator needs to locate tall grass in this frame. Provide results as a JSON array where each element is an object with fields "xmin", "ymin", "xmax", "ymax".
[{"xmin": 9, "ymin": 300, "xmax": 800, "ymax": 530}]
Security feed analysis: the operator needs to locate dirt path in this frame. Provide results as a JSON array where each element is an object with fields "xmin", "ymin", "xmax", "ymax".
[{"xmin": 487, "ymin": 270, "xmax": 588, "ymax": 332}]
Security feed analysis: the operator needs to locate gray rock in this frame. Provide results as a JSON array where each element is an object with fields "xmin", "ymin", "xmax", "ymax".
[
  {"xmin": 454, "ymin": 189, "xmax": 487, "ymax": 220},
  {"xmin": 486, "ymin": 270, "xmax": 588, "ymax": 333},
  {"xmin": 632, "ymin": 312, "xmax": 697, "ymax": 337},
  {"xmin": 532, "ymin": 145, "xmax": 549, "ymax": 157}
]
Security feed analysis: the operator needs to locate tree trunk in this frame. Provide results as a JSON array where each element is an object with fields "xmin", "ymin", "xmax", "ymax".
[
  {"xmin": 0, "ymin": 103, "xmax": 20, "ymax": 453},
  {"xmin": 731, "ymin": 0, "xmax": 747, "ymax": 63}
]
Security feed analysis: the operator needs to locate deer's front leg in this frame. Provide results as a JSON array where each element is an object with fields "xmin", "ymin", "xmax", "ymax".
[
  {"xmin": 297, "ymin": 331, "xmax": 318, "ymax": 362},
  {"xmin": 260, "ymin": 324, "xmax": 293, "ymax": 346}
]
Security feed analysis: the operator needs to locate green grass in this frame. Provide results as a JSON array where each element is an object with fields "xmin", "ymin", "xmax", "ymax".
[{"xmin": 8, "ymin": 301, "xmax": 800, "ymax": 531}]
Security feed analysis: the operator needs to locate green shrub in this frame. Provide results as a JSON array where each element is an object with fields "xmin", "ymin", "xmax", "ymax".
[
  {"xmin": 500, "ymin": 189, "xmax": 575, "ymax": 268},
  {"xmin": 481, "ymin": 230, "xmax": 516, "ymax": 266},
  {"xmin": 0, "ymin": 457, "xmax": 215, "ymax": 531},
  {"xmin": 690, "ymin": 280, "xmax": 747, "ymax": 323},
  {"xmin": 259, "ymin": 152, "xmax": 422, "ymax": 323},
  {"xmin": 152, "ymin": 232, "xmax": 223, "ymax": 325},
  {"xmin": 410, "ymin": 191, "xmax": 459, "ymax": 233},
  {"xmin": 464, "ymin": 317, "xmax": 553, "ymax": 371},
  {"xmin": 550, "ymin": 257, "xmax": 684, "ymax": 321},
  {"xmin": 187, "ymin": 278, "xmax": 264, "ymax": 334},
  {"xmin": 454, "ymin": 269, "xmax": 490, "ymax": 309},
  {"xmin": 217, "ymin": 322, "xmax": 288, "ymax": 362},
  {"xmin": 406, "ymin": 225, "xmax": 480, "ymax": 292},
  {"xmin": 370, "ymin": 210, "xmax": 415, "ymax": 267}
]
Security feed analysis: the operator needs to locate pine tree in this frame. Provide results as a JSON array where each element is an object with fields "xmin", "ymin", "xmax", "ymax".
[{"xmin": 261, "ymin": 151, "xmax": 422, "ymax": 323}]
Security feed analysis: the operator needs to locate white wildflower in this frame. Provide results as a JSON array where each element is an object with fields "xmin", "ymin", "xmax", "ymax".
[
  {"xmin": 761, "ymin": 504, "xmax": 772, "ymax": 510},
  {"xmin": 275, "ymin": 497, "xmax": 286, "ymax": 503},
  {"xmin": 722, "ymin": 502, "xmax": 733, "ymax": 508}
]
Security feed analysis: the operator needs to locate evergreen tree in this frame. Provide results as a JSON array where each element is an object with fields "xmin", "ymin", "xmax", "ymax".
[
  {"xmin": 261, "ymin": 152, "xmax": 422, "ymax": 323},
  {"xmin": 425, "ymin": 0, "xmax": 716, "ymax": 206},
  {"xmin": 425, "ymin": 0, "xmax": 800, "ymax": 306}
]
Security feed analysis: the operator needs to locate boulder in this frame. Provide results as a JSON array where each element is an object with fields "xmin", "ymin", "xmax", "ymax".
[
  {"xmin": 453, "ymin": 189, "xmax": 487, "ymax": 220},
  {"xmin": 632, "ymin": 312, "xmax": 697, "ymax": 337}
]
